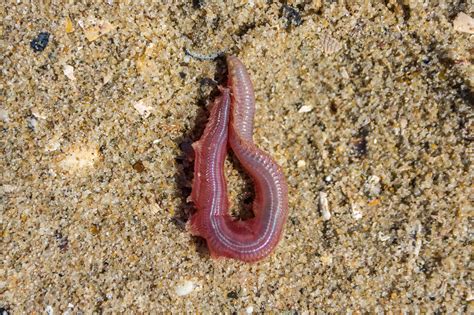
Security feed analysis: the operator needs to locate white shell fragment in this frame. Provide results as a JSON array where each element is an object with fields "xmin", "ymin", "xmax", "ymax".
[
  {"xmin": 298, "ymin": 105, "xmax": 313, "ymax": 113},
  {"xmin": 320, "ymin": 34, "xmax": 342, "ymax": 55},
  {"xmin": 175, "ymin": 280, "xmax": 195, "ymax": 296},
  {"xmin": 453, "ymin": 12, "xmax": 474, "ymax": 34},
  {"xmin": 0, "ymin": 109, "xmax": 10, "ymax": 122},
  {"xmin": 133, "ymin": 99, "xmax": 153, "ymax": 118},
  {"xmin": 45, "ymin": 138, "xmax": 61, "ymax": 152},
  {"xmin": 63, "ymin": 64, "xmax": 76, "ymax": 81},
  {"xmin": 57, "ymin": 142, "xmax": 101, "ymax": 173},
  {"xmin": 319, "ymin": 191, "xmax": 331, "ymax": 221}
]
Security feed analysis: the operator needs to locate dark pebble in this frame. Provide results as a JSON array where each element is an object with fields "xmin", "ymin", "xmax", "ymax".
[{"xmin": 30, "ymin": 32, "xmax": 50, "ymax": 52}]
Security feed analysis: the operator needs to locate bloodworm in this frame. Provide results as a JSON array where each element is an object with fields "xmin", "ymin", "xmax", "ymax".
[{"xmin": 189, "ymin": 56, "xmax": 289, "ymax": 262}]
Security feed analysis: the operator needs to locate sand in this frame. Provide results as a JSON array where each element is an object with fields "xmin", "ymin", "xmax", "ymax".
[{"xmin": 1, "ymin": 1, "xmax": 473, "ymax": 313}]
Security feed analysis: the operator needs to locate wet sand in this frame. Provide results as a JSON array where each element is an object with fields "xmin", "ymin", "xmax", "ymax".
[{"xmin": 1, "ymin": 2, "xmax": 473, "ymax": 313}]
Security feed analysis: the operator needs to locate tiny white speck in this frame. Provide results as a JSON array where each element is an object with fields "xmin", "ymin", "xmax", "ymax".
[
  {"xmin": 45, "ymin": 305, "xmax": 54, "ymax": 315},
  {"xmin": 175, "ymin": 280, "xmax": 195, "ymax": 296},
  {"xmin": 246, "ymin": 306, "xmax": 254, "ymax": 314},
  {"xmin": 324, "ymin": 175, "xmax": 332, "ymax": 183}
]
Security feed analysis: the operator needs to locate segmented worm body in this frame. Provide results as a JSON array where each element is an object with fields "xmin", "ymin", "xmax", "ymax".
[{"xmin": 189, "ymin": 56, "xmax": 288, "ymax": 262}]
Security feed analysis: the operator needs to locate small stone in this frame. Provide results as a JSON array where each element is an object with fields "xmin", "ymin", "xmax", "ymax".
[
  {"xmin": 132, "ymin": 160, "xmax": 145, "ymax": 173},
  {"xmin": 281, "ymin": 4, "xmax": 302, "ymax": 27},
  {"xmin": 30, "ymin": 32, "xmax": 50, "ymax": 52},
  {"xmin": 175, "ymin": 280, "xmax": 195, "ymax": 296},
  {"xmin": 245, "ymin": 306, "xmax": 254, "ymax": 314},
  {"xmin": 324, "ymin": 175, "xmax": 332, "ymax": 183}
]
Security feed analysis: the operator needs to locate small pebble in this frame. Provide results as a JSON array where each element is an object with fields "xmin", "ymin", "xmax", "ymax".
[
  {"xmin": 245, "ymin": 306, "xmax": 254, "ymax": 314},
  {"xmin": 297, "ymin": 160, "xmax": 306, "ymax": 168},
  {"xmin": 30, "ymin": 32, "xmax": 50, "ymax": 52},
  {"xmin": 281, "ymin": 4, "xmax": 302, "ymax": 27}
]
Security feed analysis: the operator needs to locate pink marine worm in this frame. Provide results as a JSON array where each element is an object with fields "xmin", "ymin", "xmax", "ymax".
[{"xmin": 189, "ymin": 56, "xmax": 289, "ymax": 262}]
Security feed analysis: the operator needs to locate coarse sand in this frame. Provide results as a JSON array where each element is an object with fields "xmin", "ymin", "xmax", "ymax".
[{"xmin": 1, "ymin": 1, "xmax": 473, "ymax": 313}]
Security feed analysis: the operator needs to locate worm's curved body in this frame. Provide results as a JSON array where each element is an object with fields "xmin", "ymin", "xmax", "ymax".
[{"xmin": 189, "ymin": 56, "xmax": 288, "ymax": 262}]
